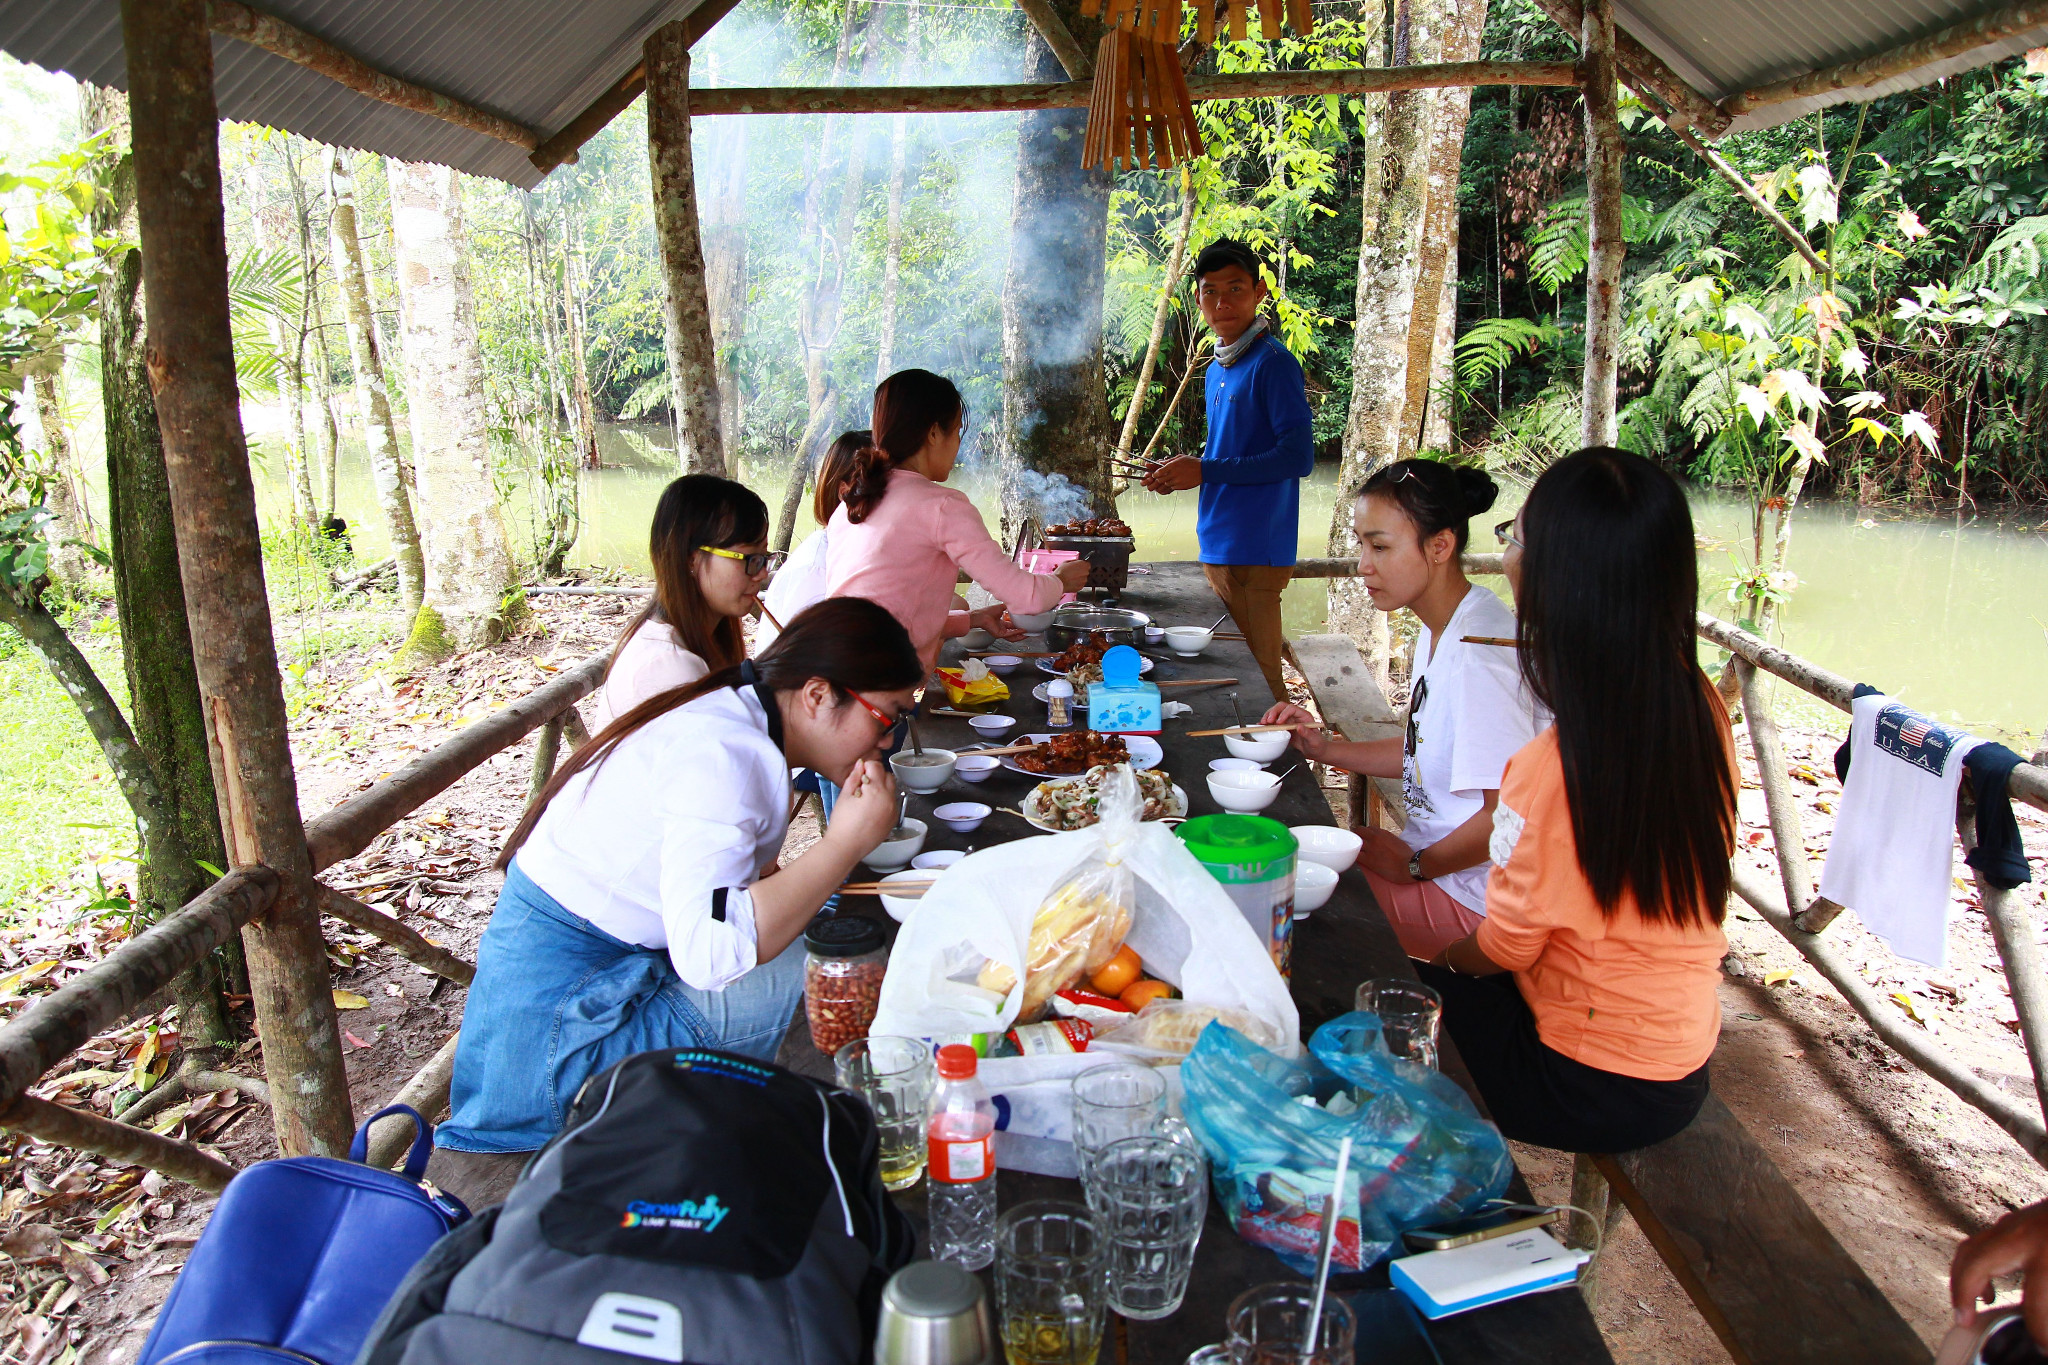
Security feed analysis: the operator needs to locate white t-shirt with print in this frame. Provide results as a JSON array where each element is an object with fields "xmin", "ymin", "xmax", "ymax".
[{"xmin": 1400, "ymin": 585, "xmax": 1545, "ymax": 914}]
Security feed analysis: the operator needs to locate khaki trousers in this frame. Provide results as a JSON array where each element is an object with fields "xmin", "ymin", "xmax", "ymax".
[{"xmin": 1201, "ymin": 563, "xmax": 1293, "ymax": 704}]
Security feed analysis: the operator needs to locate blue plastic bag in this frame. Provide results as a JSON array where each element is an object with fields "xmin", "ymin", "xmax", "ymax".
[{"xmin": 1180, "ymin": 1012, "xmax": 1512, "ymax": 1273}]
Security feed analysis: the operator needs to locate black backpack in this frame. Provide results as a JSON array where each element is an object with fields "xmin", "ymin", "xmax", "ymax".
[{"xmin": 357, "ymin": 1049, "xmax": 917, "ymax": 1365}]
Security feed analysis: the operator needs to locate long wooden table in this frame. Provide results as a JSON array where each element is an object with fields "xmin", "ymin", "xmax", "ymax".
[{"xmin": 780, "ymin": 564, "xmax": 1612, "ymax": 1364}]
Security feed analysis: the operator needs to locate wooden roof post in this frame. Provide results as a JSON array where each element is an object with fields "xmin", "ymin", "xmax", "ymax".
[
  {"xmin": 1578, "ymin": 0, "xmax": 1624, "ymax": 448},
  {"xmin": 118, "ymin": 0, "xmax": 355, "ymax": 1157},
  {"xmin": 646, "ymin": 21, "xmax": 727, "ymax": 478}
]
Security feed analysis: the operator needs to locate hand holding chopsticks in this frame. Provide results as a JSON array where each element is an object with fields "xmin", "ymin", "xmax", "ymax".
[{"xmin": 1184, "ymin": 722, "xmax": 1317, "ymax": 738}]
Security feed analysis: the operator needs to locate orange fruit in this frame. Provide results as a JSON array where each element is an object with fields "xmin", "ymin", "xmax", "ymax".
[
  {"xmin": 1090, "ymin": 945, "xmax": 1143, "ymax": 997},
  {"xmin": 1119, "ymin": 978, "xmax": 1174, "ymax": 1010}
]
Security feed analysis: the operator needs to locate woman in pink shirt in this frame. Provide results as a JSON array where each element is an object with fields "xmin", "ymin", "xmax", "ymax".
[{"xmin": 827, "ymin": 369, "xmax": 1090, "ymax": 670}]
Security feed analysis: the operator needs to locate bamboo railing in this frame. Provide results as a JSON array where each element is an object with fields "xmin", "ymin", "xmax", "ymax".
[
  {"xmin": 0, "ymin": 653, "xmax": 607, "ymax": 1190},
  {"xmin": 1316, "ymin": 553, "xmax": 2048, "ymax": 1163}
]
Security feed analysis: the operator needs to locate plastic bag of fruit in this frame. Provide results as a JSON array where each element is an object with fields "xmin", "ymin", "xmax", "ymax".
[{"xmin": 871, "ymin": 767, "xmax": 1297, "ymax": 1049}]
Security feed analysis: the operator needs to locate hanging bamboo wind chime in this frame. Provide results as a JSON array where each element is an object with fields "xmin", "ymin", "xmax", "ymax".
[{"xmin": 1078, "ymin": 0, "xmax": 1314, "ymax": 172}]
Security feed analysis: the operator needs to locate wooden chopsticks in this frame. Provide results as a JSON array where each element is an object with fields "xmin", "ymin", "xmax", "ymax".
[
  {"xmin": 841, "ymin": 878, "xmax": 936, "ymax": 898},
  {"xmin": 1185, "ymin": 723, "xmax": 1315, "ymax": 738},
  {"xmin": 1156, "ymin": 677, "xmax": 1238, "ymax": 689},
  {"xmin": 1462, "ymin": 635, "xmax": 1517, "ymax": 647}
]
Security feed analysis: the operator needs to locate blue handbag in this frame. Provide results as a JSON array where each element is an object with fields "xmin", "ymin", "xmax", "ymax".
[{"xmin": 136, "ymin": 1104, "xmax": 471, "ymax": 1365}]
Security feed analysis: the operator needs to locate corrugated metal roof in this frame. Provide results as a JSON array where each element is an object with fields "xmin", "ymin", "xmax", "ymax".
[
  {"xmin": 1617, "ymin": 0, "xmax": 2048, "ymax": 133},
  {"xmin": 0, "ymin": 0, "xmax": 709, "ymax": 187}
]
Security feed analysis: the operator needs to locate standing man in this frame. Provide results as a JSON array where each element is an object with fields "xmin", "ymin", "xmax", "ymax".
[{"xmin": 1143, "ymin": 239, "xmax": 1315, "ymax": 701}]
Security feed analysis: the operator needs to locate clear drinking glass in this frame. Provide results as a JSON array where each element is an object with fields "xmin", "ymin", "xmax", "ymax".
[
  {"xmin": 1082, "ymin": 1135, "xmax": 1207, "ymax": 1320},
  {"xmin": 1354, "ymin": 978, "xmax": 1442, "ymax": 1070},
  {"xmin": 1070, "ymin": 1062, "xmax": 1168, "ymax": 1175},
  {"xmin": 995, "ymin": 1201, "xmax": 1109, "ymax": 1365},
  {"xmin": 1224, "ymin": 1282, "xmax": 1357, "ymax": 1365},
  {"xmin": 834, "ymin": 1035, "xmax": 936, "ymax": 1191}
]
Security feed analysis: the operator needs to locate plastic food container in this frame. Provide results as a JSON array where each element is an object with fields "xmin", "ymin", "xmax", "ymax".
[
  {"xmin": 1175, "ymin": 814, "xmax": 1298, "ymax": 979},
  {"xmin": 805, "ymin": 916, "xmax": 889, "ymax": 1055}
]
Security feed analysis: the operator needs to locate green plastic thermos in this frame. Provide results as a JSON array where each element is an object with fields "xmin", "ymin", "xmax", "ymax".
[{"xmin": 1175, "ymin": 814, "xmax": 1298, "ymax": 978}]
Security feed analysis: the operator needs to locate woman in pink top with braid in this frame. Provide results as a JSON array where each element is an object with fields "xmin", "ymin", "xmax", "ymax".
[{"xmin": 827, "ymin": 369, "xmax": 1091, "ymax": 670}]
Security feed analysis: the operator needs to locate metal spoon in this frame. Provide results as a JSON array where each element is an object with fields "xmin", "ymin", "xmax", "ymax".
[
  {"xmin": 909, "ymin": 714, "xmax": 924, "ymax": 757},
  {"xmin": 1210, "ymin": 612, "xmax": 1230, "ymax": 633},
  {"xmin": 1272, "ymin": 762, "xmax": 1301, "ymax": 785},
  {"xmin": 1229, "ymin": 691, "xmax": 1246, "ymax": 729}
]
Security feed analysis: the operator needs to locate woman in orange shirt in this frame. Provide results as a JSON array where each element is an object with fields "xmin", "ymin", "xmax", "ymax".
[{"xmin": 1419, "ymin": 448, "xmax": 1737, "ymax": 1153}]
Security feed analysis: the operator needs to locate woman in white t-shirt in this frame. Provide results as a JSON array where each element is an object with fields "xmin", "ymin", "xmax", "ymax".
[
  {"xmin": 756, "ymin": 430, "xmax": 868, "ymax": 652},
  {"xmin": 594, "ymin": 475, "xmax": 773, "ymax": 729},
  {"xmin": 1261, "ymin": 459, "xmax": 1542, "ymax": 958}
]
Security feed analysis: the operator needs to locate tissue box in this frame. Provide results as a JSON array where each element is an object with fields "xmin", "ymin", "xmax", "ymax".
[{"xmin": 1088, "ymin": 645, "xmax": 1160, "ymax": 735}]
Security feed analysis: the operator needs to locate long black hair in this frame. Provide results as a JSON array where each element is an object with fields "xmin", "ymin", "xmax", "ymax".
[
  {"xmin": 1516, "ymin": 448, "xmax": 1734, "ymax": 927},
  {"xmin": 1358, "ymin": 458, "xmax": 1498, "ymax": 553},
  {"xmin": 505, "ymin": 596, "xmax": 921, "ymax": 866},
  {"xmin": 610, "ymin": 474, "xmax": 769, "ymax": 681},
  {"xmin": 842, "ymin": 369, "xmax": 964, "ymax": 524}
]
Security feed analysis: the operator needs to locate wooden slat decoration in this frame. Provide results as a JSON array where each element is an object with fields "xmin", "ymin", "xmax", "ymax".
[
  {"xmin": 1598, "ymin": 1094, "xmax": 1932, "ymax": 1365},
  {"xmin": 1082, "ymin": 28, "xmax": 1207, "ymax": 172}
]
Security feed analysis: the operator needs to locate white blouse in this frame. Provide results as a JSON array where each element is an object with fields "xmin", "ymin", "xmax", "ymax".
[
  {"xmin": 757, "ymin": 528, "xmax": 831, "ymax": 651},
  {"xmin": 515, "ymin": 685, "xmax": 791, "ymax": 991},
  {"xmin": 593, "ymin": 619, "xmax": 708, "ymax": 729}
]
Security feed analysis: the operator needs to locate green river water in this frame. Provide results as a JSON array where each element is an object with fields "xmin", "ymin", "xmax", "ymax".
[{"xmin": 266, "ymin": 418, "xmax": 2048, "ymax": 741}]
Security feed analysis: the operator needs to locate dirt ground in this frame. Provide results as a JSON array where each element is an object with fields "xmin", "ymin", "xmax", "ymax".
[{"xmin": 10, "ymin": 587, "xmax": 2047, "ymax": 1364}]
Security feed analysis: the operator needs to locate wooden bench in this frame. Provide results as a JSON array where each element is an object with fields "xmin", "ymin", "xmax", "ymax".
[
  {"xmin": 1289, "ymin": 631, "xmax": 1932, "ymax": 1365},
  {"xmin": 1284, "ymin": 633, "xmax": 1404, "ymax": 831}
]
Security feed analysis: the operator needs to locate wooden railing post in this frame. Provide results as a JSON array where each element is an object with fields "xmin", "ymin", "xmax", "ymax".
[
  {"xmin": 1577, "ymin": 0, "xmax": 1624, "ymax": 448},
  {"xmin": 120, "ymin": 0, "xmax": 354, "ymax": 1157},
  {"xmin": 645, "ymin": 21, "xmax": 726, "ymax": 479},
  {"xmin": 530, "ymin": 714, "xmax": 564, "ymax": 802},
  {"xmin": 1962, "ymin": 800, "xmax": 2048, "ymax": 1132}
]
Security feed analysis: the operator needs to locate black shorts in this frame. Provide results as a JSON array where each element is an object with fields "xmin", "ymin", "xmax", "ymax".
[{"xmin": 1414, "ymin": 964, "xmax": 1708, "ymax": 1154}]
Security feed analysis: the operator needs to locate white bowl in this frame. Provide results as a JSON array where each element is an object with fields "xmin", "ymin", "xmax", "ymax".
[
  {"xmin": 980, "ymin": 655, "xmax": 1024, "ymax": 676},
  {"xmin": 1010, "ymin": 608, "xmax": 1057, "ymax": 633},
  {"xmin": 1163, "ymin": 626, "xmax": 1213, "ymax": 658},
  {"xmin": 1292, "ymin": 862, "xmax": 1339, "ymax": 917},
  {"xmin": 912, "ymin": 849, "xmax": 966, "ymax": 870},
  {"xmin": 866, "ymin": 817, "xmax": 927, "ymax": 871},
  {"xmin": 968, "ymin": 714, "xmax": 1016, "ymax": 738},
  {"xmin": 1209, "ymin": 757, "xmax": 1262, "ymax": 774},
  {"xmin": 1292, "ymin": 825, "xmax": 1363, "ymax": 872},
  {"xmin": 933, "ymin": 801, "xmax": 991, "ymax": 834},
  {"xmin": 890, "ymin": 747, "xmax": 957, "ymax": 793},
  {"xmin": 1223, "ymin": 730, "xmax": 1292, "ymax": 763},
  {"xmin": 954, "ymin": 754, "xmax": 1000, "ymax": 784},
  {"xmin": 1207, "ymin": 769, "xmax": 1281, "ymax": 813},
  {"xmin": 879, "ymin": 869, "xmax": 937, "ymax": 922},
  {"xmin": 961, "ymin": 628, "xmax": 996, "ymax": 650}
]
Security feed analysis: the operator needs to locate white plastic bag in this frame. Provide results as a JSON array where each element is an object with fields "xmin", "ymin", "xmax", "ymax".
[{"xmin": 870, "ymin": 795, "xmax": 1300, "ymax": 1054}]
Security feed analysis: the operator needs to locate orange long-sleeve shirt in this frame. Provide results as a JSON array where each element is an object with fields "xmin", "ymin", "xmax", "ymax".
[{"xmin": 1475, "ymin": 722, "xmax": 1731, "ymax": 1082}]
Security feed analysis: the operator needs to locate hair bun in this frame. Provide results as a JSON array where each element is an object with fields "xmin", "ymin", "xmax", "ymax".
[{"xmin": 1454, "ymin": 466, "xmax": 1500, "ymax": 517}]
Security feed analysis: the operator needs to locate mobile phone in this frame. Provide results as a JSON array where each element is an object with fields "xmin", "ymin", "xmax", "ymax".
[{"xmin": 1401, "ymin": 1204, "xmax": 1557, "ymax": 1252}]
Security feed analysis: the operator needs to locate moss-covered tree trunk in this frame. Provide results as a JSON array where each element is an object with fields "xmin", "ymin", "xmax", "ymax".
[
  {"xmin": 388, "ymin": 161, "xmax": 520, "ymax": 661},
  {"xmin": 29, "ymin": 369, "xmax": 95, "ymax": 585},
  {"xmin": 83, "ymin": 85, "xmax": 237, "ymax": 1052},
  {"xmin": 998, "ymin": 0, "xmax": 1115, "ymax": 535},
  {"xmin": 327, "ymin": 148, "xmax": 426, "ymax": 613}
]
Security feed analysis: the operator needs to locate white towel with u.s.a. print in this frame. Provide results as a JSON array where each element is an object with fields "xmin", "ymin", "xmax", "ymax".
[{"xmin": 1819, "ymin": 693, "xmax": 1980, "ymax": 968}]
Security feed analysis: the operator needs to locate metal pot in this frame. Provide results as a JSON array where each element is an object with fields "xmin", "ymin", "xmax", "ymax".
[
  {"xmin": 874, "ymin": 1261, "xmax": 996, "ymax": 1365},
  {"xmin": 1043, "ymin": 605, "xmax": 1152, "ymax": 652}
]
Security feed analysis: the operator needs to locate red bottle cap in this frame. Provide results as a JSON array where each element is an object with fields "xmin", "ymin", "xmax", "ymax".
[{"xmin": 935, "ymin": 1044, "xmax": 978, "ymax": 1080}]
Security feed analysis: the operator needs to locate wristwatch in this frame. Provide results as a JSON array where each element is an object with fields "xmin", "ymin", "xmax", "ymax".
[{"xmin": 1408, "ymin": 850, "xmax": 1430, "ymax": 882}]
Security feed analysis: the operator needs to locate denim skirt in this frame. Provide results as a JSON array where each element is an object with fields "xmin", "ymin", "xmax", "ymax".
[{"xmin": 436, "ymin": 861, "xmax": 806, "ymax": 1153}]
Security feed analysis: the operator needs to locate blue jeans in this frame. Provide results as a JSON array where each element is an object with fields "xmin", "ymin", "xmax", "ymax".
[{"xmin": 437, "ymin": 862, "xmax": 806, "ymax": 1153}]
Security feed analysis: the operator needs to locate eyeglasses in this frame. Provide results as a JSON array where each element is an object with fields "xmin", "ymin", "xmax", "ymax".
[
  {"xmin": 698, "ymin": 546, "xmax": 785, "ymax": 576},
  {"xmin": 1493, "ymin": 519, "xmax": 1523, "ymax": 551},
  {"xmin": 845, "ymin": 689, "xmax": 910, "ymax": 745}
]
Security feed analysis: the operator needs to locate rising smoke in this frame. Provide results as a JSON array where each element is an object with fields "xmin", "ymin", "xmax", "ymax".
[{"xmin": 1009, "ymin": 468, "xmax": 1093, "ymax": 525}]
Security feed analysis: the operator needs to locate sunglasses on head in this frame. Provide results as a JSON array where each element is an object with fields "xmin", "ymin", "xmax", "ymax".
[{"xmin": 698, "ymin": 545, "xmax": 786, "ymax": 576}]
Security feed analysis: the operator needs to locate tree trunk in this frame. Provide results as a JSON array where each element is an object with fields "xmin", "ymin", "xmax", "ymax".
[
  {"xmin": 387, "ymin": 160, "xmax": 520, "ymax": 660},
  {"xmin": 84, "ymin": 83, "xmax": 239, "ymax": 1056},
  {"xmin": 998, "ymin": 0, "xmax": 1115, "ymax": 536},
  {"xmin": 562, "ymin": 223, "xmax": 602, "ymax": 470},
  {"xmin": 279, "ymin": 142, "xmax": 331, "ymax": 525},
  {"xmin": 796, "ymin": 4, "xmax": 872, "ymax": 452},
  {"xmin": 121, "ymin": 0, "xmax": 353, "ymax": 1157},
  {"xmin": 28, "ymin": 371, "xmax": 95, "ymax": 585},
  {"xmin": 878, "ymin": 113, "xmax": 909, "ymax": 381},
  {"xmin": 702, "ymin": 103, "xmax": 748, "ymax": 450},
  {"xmin": 1116, "ymin": 170, "xmax": 1196, "ymax": 460},
  {"xmin": 646, "ymin": 25, "xmax": 727, "ymax": 478},
  {"xmin": 1579, "ymin": 0, "xmax": 1624, "ymax": 448},
  {"xmin": 327, "ymin": 148, "xmax": 425, "ymax": 612},
  {"xmin": 521, "ymin": 195, "xmax": 579, "ymax": 577},
  {"xmin": 242, "ymin": 154, "xmax": 316, "ymax": 530}
]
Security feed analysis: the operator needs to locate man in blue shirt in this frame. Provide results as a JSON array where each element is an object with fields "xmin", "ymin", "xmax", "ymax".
[{"xmin": 1143, "ymin": 239, "xmax": 1315, "ymax": 701}]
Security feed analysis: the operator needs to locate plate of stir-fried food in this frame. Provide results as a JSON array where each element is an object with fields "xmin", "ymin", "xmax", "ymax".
[
  {"xmin": 1037, "ymin": 631, "xmax": 1154, "ymax": 684},
  {"xmin": 1021, "ymin": 765, "xmax": 1185, "ymax": 832},
  {"xmin": 998, "ymin": 731, "xmax": 1162, "ymax": 775}
]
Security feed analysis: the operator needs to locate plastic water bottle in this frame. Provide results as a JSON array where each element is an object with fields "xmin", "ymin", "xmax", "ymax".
[{"xmin": 927, "ymin": 1044, "xmax": 997, "ymax": 1271}]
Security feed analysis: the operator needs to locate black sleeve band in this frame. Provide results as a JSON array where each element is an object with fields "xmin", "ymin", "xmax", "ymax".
[{"xmin": 711, "ymin": 887, "xmax": 730, "ymax": 923}]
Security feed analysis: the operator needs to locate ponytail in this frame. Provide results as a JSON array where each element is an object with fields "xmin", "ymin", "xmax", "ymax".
[
  {"xmin": 500, "ymin": 596, "xmax": 923, "ymax": 867},
  {"xmin": 842, "ymin": 368, "xmax": 964, "ymax": 524}
]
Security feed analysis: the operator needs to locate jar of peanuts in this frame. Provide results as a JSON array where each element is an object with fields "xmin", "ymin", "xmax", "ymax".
[{"xmin": 804, "ymin": 916, "xmax": 888, "ymax": 1056}]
